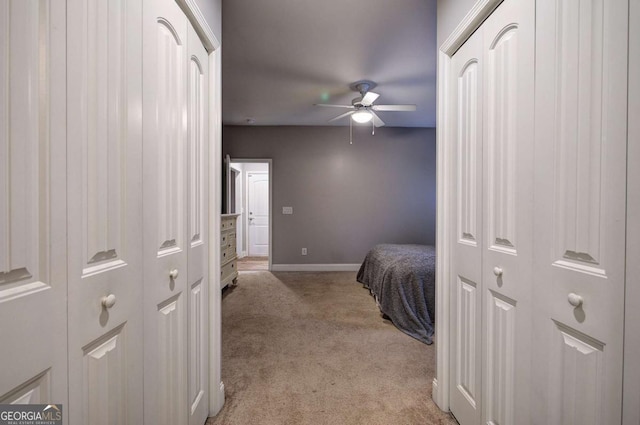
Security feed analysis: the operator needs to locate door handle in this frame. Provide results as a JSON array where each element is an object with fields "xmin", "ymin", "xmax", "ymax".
[
  {"xmin": 101, "ymin": 294, "xmax": 117, "ymax": 309},
  {"xmin": 493, "ymin": 266, "xmax": 503, "ymax": 277},
  {"xmin": 568, "ymin": 293, "xmax": 583, "ymax": 308},
  {"xmin": 169, "ymin": 269, "xmax": 179, "ymax": 280}
]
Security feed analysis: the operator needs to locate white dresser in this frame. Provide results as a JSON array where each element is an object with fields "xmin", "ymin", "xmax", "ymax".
[{"xmin": 221, "ymin": 214, "xmax": 240, "ymax": 288}]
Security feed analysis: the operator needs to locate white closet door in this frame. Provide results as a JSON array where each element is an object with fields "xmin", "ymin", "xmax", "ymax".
[
  {"xmin": 449, "ymin": 27, "xmax": 484, "ymax": 425},
  {"xmin": 66, "ymin": 0, "xmax": 144, "ymax": 423},
  {"xmin": 0, "ymin": 0, "xmax": 68, "ymax": 408},
  {"xmin": 480, "ymin": 0, "xmax": 534, "ymax": 424},
  {"xmin": 532, "ymin": 0, "xmax": 629, "ymax": 423},
  {"xmin": 143, "ymin": 0, "xmax": 189, "ymax": 423},
  {"xmin": 186, "ymin": 21, "xmax": 210, "ymax": 425}
]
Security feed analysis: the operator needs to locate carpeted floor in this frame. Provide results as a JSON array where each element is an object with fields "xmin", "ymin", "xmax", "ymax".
[{"xmin": 207, "ymin": 271, "xmax": 457, "ymax": 425}]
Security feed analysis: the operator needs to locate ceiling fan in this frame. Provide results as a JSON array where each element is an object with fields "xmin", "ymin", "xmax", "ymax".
[{"xmin": 314, "ymin": 81, "xmax": 416, "ymax": 127}]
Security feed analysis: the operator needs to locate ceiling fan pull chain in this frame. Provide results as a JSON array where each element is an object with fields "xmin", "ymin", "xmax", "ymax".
[{"xmin": 350, "ymin": 117, "xmax": 353, "ymax": 144}]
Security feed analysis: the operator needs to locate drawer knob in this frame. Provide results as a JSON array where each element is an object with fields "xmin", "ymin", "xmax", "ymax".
[
  {"xmin": 169, "ymin": 269, "xmax": 179, "ymax": 280},
  {"xmin": 493, "ymin": 267, "xmax": 503, "ymax": 277},
  {"xmin": 568, "ymin": 293, "xmax": 583, "ymax": 308},
  {"xmin": 101, "ymin": 294, "xmax": 117, "ymax": 309}
]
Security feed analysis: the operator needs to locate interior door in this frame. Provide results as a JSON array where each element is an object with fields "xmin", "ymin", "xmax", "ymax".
[
  {"xmin": 143, "ymin": 0, "xmax": 189, "ymax": 423},
  {"xmin": 449, "ymin": 27, "xmax": 484, "ymax": 425},
  {"xmin": 65, "ymin": 0, "xmax": 144, "ymax": 423},
  {"xmin": 480, "ymin": 0, "xmax": 534, "ymax": 423},
  {"xmin": 0, "ymin": 0, "xmax": 68, "ymax": 409},
  {"xmin": 186, "ymin": 21, "xmax": 210, "ymax": 425},
  {"xmin": 532, "ymin": 0, "xmax": 629, "ymax": 423},
  {"xmin": 248, "ymin": 172, "xmax": 269, "ymax": 257}
]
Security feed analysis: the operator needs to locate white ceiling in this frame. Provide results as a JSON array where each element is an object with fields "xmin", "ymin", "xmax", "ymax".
[{"xmin": 221, "ymin": 0, "xmax": 437, "ymax": 127}]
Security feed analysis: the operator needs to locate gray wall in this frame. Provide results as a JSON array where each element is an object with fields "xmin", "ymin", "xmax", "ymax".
[
  {"xmin": 195, "ymin": 0, "xmax": 221, "ymax": 42},
  {"xmin": 223, "ymin": 126, "xmax": 436, "ymax": 265},
  {"xmin": 437, "ymin": 0, "xmax": 477, "ymax": 46}
]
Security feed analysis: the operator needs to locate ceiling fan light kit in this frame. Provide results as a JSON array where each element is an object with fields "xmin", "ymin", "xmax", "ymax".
[{"xmin": 351, "ymin": 110, "xmax": 373, "ymax": 123}]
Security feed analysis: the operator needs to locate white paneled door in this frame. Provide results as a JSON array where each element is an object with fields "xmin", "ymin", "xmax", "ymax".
[
  {"xmin": 248, "ymin": 172, "xmax": 269, "ymax": 257},
  {"xmin": 143, "ymin": 0, "xmax": 210, "ymax": 424},
  {"xmin": 0, "ymin": 0, "xmax": 68, "ymax": 407},
  {"xmin": 480, "ymin": 1, "xmax": 534, "ymax": 424},
  {"xmin": 532, "ymin": 0, "xmax": 629, "ymax": 423},
  {"xmin": 66, "ymin": 0, "xmax": 144, "ymax": 423},
  {"xmin": 449, "ymin": 26, "xmax": 483, "ymax": 425},
  {"xmin": 449, "ymin": 0, "xmax": 534, "ymax": 424},
  {"xmin": 186, "ymin": 20, "xmax": 210, "ymax": 425}
]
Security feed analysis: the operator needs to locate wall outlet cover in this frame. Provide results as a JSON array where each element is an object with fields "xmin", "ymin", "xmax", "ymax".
[
  {"xmin": 301, "ymin": 248, "xmax": 307, "ymax": 255},
  {"xmin": 283, "ymin": 206, "xmax": 293, "ymax": 215}
]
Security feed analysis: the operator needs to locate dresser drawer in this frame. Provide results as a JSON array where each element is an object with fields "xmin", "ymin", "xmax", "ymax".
[
  {"xmin": 221, "ymin": 216, "xmax": 236, "ymax": 231},
  {"xmin": 221, "ymin": 260, "xmax": 237, "ymax": 281},
  {"xmin": 221, "ymin": 245, "xmax": 236, "ymax": 264}
]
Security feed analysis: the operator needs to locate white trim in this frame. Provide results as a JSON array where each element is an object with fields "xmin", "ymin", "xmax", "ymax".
[
  {"xmin": 175, "ymin": 0, "xmax": 220, "ymax": 52},
  {"xmin": 208, "ymin": 46, "xmax": 224, "ymax": 417},
  {"xmin": 434, "ymin": 0, "xmax": 504, "ymax": 413},
  {"xmin": 230, "ymin": 158, "xmax": 273, "ymax": 272},
  {"xmin": 271, "ymin": 264, "xmax": 361, "ymax": 272}
]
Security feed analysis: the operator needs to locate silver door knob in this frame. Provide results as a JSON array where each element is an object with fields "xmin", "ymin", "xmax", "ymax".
[
  {"xmin": 101, "ymin": 294, "xmax": 117, "ymax": 309},
  {"xmin": 568, "ymin": 293, "xmax": 583, "ymax": 307},
  {"xmin": 493, "ymin": 267, "xmax": 503, "ymax": 277},
  {"xmin": 169, "ymin": 269, "xmax": 179, "ymax": 280}
]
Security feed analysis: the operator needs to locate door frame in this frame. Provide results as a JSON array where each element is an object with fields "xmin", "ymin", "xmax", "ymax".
[
  {"xmin": 170, "ymin": 0, "xmax": 224, "ymax": 417},
  {"xmin": 434, "ymin": 0, "xmax": 504, "ymax": 412},
  {"xmin": 623, "ymin": 0, "xmax": 639, "ymax": 423},
  {"xmin": 230, "ymin": 158, "xmax": 273, "ymax": 271}
]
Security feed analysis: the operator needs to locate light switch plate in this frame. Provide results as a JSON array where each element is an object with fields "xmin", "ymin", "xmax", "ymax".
[{"xmin": 282, "ymin": 206, "xmax": 293, "ymax": 215}]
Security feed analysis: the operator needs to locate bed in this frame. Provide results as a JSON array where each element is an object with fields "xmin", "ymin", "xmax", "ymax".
[{"xmin": 356, "ymin": 244, "xmax": 435, "ymax": 345}]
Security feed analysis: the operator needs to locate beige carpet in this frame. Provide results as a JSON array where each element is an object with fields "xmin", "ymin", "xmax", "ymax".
[{"xmin": 207, "ymin": 271, "xmax": 457, "ymax": 425}]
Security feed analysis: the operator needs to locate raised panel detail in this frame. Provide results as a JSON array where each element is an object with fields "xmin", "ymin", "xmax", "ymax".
[
  {"xmin": 550, "ymin": 320, "xmax": 604, "ymax": 425},
  {"xmin": 82, "ymin": 0, "xmax": 126, "ymax": 275},
  {"xmin": 456, "ymin": 276, "xmax": 478, "ymax": 405},
  {"xmin": 189, "ymin": 279, "xmax": 204, "ymax": 413},
  {"xmin": 0, "ymin": 0, "xmax": 50, "ymax": 300},
  {"xmin": 486, "ymin": 290, "xmax": 516, "ymax": 425},
  {"xmin": 82, "ymin": 324, "xmax": 127, "ymax": 425},
  {"xmin": 553, "ymin": 0, "xmax": 604, "ymax": 272},
  {"xmin": 0, "ymin": 370, "xmax": 51, "ymax": 404},
  {"xmin": 457, "ymin": 61, "xmax": 480, "ymax": 246},
  {"xmin": 188, "ymin": 58, "xmax": 203, "ymax": 247},
  {"xmin": 487, "ymin": 26, "xmax": 518, "ymax": 254},
  {"xmin": 158, "ymin": 294, "xmax": 185, "ymax": 425},
  {"xmin": 156, "ymin": 21, "xmax": 185, "ymax": 256}
]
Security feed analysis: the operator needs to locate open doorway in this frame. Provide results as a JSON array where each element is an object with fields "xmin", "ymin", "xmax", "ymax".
[{"xmin": 229, "ymin": 159, "xmax": 272, "ymax": 271}]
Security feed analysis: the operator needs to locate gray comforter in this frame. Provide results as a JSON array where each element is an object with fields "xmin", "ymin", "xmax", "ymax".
[{"xmin": 356, "ymin": 244, "xmax": 435, "ymax": 345}]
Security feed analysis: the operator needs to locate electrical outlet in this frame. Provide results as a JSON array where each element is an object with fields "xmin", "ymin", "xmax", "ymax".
[
  {"xmin": 282, "ymin": 206, "xmax": 293, "ymax": 215},
  {"xmin": 301, "ymin": 248, "xmax": 307, "ymax": 255}
]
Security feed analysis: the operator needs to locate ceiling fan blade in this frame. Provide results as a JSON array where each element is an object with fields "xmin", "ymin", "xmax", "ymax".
[
  {"xmin": 372, "ymin": 104, "xmax": 417, "ymax": 111},
  {"xmin": 361, "ymin": 91, "xmax": 380, "ymax": 106},
  {"xmin": 314, "ymin": 104, "xmax": 355, "ymax": 109},
  {"xmin": 328, "ymin": 110, "xmax": 355, "ymax": 122},
  {"xmin": 370, "ymin": 111, "xmax": 385, "ymax": 127}
]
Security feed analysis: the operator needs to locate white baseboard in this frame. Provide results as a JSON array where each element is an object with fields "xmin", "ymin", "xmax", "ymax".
[
  {"xmin": 209, "ymin": 381, "xmax": 225, "ymax": 417},
  {"xmin": 432, "ymin": 378, "xmax": 438, "ymax": 401},
  {"xmin": 271, "ymin": 263, "xmax": 361, "ymax": 272}
]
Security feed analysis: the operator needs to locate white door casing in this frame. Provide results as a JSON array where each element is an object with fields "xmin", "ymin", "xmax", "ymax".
[
  {"xmin": 186, "ymin": 21, "xmax": 210, "ymax": 425},
  {"xmin": 247, "ymin": 172, "xmax": 269, "ymax": 257},
  {"xmin": 143, "ymin": 0, "xmax": 189, "ymax": 423},
  {"xmin": 66, "ymin": 0, "xmax": 144, "ymax": 423},
  {"xmin": 449, "ymin": 27, "xmax": 483, "ymax": 425},
  {"xmin": 0, "ymin": 0, "xmax": 68, "ymax": 409},
  {"xmin": 480, "ymin": 0, "xmax": 534, "ymax": 423},
  {"xmin": 532, "ymin": 0, "xmax": 628, "ymax": 423},
  {"xmin": 623, "ymin": 1, "xmax": 640, "ymax": 423}
]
